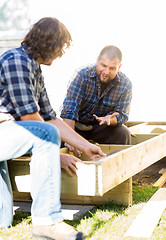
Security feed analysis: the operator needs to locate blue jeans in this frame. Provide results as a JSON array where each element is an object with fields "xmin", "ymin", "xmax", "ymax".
[{"xmin": 0, "ymin": 120, "xmax": 63, "ymax": 228}]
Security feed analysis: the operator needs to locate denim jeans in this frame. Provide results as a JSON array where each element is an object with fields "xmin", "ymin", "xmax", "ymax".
[{"xmin": 0, "ymin": 120, "xmax": 63, "ymax": 228}]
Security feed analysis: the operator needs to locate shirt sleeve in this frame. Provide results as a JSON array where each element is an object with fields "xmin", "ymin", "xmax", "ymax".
[
  {"xmin": 2, "ymin": 55, "xmax": 56, "ymax": 120},
  {"xmin": 2, "ymin": 56, "xmax": 39, "ymax": 118},
  {"xmin": 109, "ymin": 80, "xmax": 132, "ymax": 126},
  {"xmin": 60, "ymin": 72, "xmax": 86, "ymax": 121},
  {"xmin": 38, "ymin": 76, "xmax": 56, "ymax": 121}
]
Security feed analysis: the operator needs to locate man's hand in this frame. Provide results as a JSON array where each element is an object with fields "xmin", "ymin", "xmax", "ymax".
[
  {"xmin": 93, "ymin": 112, "xmax": 119, "ymax": 126},
  {"xmin": 64, "ymin": 143, "xmax": 106, "ymax": 161},
  {"xmin": 50, "ymin": 117, "xmax": 106, "ymax": 161},
  {"xmin": 60, "ymin": 153, "xmax": 83, "ymax": 176},
  {"xmin": 82, "ymin": 143, "xmax": 106, "ymax": 160},
  {"xmin": 64, "ymin": 143, "xmax": 82, "ymax": 157}
]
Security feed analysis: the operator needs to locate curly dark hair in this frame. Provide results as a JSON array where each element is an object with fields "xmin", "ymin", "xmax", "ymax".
[{"xmin": 21, "ymin": 17, "xmax": 72, "ymax": 61}]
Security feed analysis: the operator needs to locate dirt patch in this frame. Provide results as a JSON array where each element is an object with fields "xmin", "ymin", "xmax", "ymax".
[{"xmin": 132, "ymin": 157, "xmax": 166, "ymax": 187}]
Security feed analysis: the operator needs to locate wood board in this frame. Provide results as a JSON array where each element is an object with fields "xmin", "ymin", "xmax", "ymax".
[
  {"xmin": 124, "ymin": 188, "xmax": 166, "ymax": 239},
  {"xmin": 7, "ymin": 122, "xmax": 166, "ymax": 206}
]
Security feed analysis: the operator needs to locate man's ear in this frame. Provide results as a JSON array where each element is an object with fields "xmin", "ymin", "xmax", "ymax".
[
  {"xmin": 96, "ymin": 56, "xmax": 99, "ymax": 64},
  {"xmin": 118, "ymin": 63, "xmax": 122, "ymax": 72}
]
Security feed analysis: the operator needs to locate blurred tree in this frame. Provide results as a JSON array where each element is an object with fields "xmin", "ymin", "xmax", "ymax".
[{"xmin": 0, "ymin": 0, "xmax": 30, "ymax": 31}]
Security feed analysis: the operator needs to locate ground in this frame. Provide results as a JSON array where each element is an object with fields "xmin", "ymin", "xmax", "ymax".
[{"xmin": 132, "ymin": 157, "xmax": 166, "ymax": 187}]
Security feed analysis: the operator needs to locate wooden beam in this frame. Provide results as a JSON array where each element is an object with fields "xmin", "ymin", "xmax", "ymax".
[
  {"xmin": 126, "ymin": 121, "xmax": 166, "ymax": 126},
  {"xmin": 131, "ymin": 133, "xmax": 159, "ymax": 145},
  {"xmin": 124, "ymin": 188, "xmax": 166, "ymax": 239},
  {"xmin": 153, "ymin": 171, "xmax": 166, "ymax": 188},
  {"xmin": 128, "ymin": 122, "xmax": 148, "ymax": 133},
  {"xmin": 8, "ymin": 130, "xmax": 166, "ymax": 206},
  {"xmin": 9, "ymin": 132, "xmax": 166, "ymax": 197},
  {"xmin": 125, "ymin": 121, "xmax": 145, "ymax": 127},
  {"xmin": 128, "ymin": 123, "xmax": 166, "ymax": 134},
  {"xmin": 98, "ymin": 133, "xmax": 166, "ymax": 195},
  {"xmin": 61, "ymin": 178, "xmax": 132, "ymax": 206}
]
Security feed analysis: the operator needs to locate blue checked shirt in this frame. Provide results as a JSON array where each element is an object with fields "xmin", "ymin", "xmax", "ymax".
[
  {"xmin": 60, "ymin": 65, "xmax": 132, "ymax": 126},
  {"xmin": 0, "ymin": 46, "xmax": 56, "ymax": 121}
]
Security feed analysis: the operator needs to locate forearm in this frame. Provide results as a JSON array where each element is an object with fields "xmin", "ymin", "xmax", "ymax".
[
  {"xmin": 49, "ymin": 117, "xmax": 90, "ymax": 151},
  {"xmin": 20, "ymin": 114, "xmax": 105, "ymax": 160},
  {"xmin": 62, "ymin": 118, "xmax": 75, "ymax": 130},
  {"xmin": 20, "ymin": 112, "xmax": 44, "ymax": 121}
]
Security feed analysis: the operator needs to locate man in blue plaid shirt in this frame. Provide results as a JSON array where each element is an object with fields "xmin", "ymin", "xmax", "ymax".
[
  {"xmin": 0, "ymin": 17, "xmax": 105, "ymax": 240},
  {"xmin": 61, "ymin": 45, "xmax": 132, "ymax": 152}
]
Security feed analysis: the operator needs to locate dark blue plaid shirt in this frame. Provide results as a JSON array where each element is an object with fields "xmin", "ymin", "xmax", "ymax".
[
  {"xmin": 60, "ymin": 65, "xmax": 132, "ymax": 126},
  {"xmin": 0, "ymin": 46, "xmax": 56, "ymax": 121}
]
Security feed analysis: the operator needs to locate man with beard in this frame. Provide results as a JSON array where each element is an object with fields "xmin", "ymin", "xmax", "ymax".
[{"xmin": 61, "ymin": 45, "xmax": 132, "ymax": 153}]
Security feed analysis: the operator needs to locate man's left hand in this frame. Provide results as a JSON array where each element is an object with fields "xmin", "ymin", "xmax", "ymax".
[
  {"xmin": 60, "ymin": 153, "xmax": 83, "ymax": 176},
  {"xmin": 93, "ymin": 112, "xmax": 119, "ymax": 126}
]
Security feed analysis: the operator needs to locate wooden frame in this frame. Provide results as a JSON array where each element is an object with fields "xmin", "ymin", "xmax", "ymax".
[{"xmin": 8, "ymin": 121, "xmax": 166, "ymax": 206}]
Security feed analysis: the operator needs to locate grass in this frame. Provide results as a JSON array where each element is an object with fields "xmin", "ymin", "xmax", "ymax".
[{"xmin": 0, "ymin": 185, "xmax": 166, "ymax": 240}]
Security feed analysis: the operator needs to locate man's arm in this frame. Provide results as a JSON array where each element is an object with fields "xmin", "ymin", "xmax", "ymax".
[
  {"xmin": 20, "ymin": 112, "xmax": 105, "ymax": 160},
  {"xmin": 49, "ymin": 117, "xmax": 105, "ymax": 160},
  {"xmin": 61, "ymin": 118, "xmax": 80, "ymax": 154},
  {"xmin": 20, "ymin": 112, "xmax": 44, "ymax": 121},
  {"xmin": 63, "ymin": 118, "xmax": 75, "ymax": 129},
  {"xmin": 20, "ymin": 112, "xmax": 84, "ymax": 177}
]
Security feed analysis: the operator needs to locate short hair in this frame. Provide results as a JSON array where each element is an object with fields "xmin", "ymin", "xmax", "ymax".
[
  {"xmin": 98, "ymin": 45, "xmax": 122, "ymax": 62},
  {"xmin": 21, "ymin": 17, "xmax": 72, "ymax": 61}
]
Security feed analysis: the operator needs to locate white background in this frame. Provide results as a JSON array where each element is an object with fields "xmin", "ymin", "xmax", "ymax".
[{"xmin": 29, "ymin": 0, "xmax": 166, "ymax": 121}]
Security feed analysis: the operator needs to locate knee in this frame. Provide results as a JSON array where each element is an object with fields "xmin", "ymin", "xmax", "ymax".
[
  {"xmin": 15, "ymin": 121, "xmax": 61, "ymax": 146},
  {"xmin": 43, "ymin": 122, "xmax": 60, "ymax": 146},
  {"xmin": 23, "ymin": 121, "xmax": 60, "ymax": 146},
  {"xmin": 119, "ymin": 125, "xmax": 131, "ymax": 144}
]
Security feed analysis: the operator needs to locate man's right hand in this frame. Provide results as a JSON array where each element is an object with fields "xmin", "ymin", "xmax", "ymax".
[
  {"xmin": 82, "ymin": 142, "xmax": 106, "ymax": 160},
  {"xmin": 64, "ymin": 143, "xmax": 82, "ymax": 158},
  {"xmin": 64, "ymin": 142, "xmax": 106, "ymax": 161}
]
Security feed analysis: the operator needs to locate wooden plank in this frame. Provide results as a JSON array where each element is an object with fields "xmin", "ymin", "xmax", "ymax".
[
  {"xmin": 8, "ymin": 161, "xmax": 30, "ymax": 192},
  {"xmin": 147, "ymin": 121, "xmax": 166, "ymax": 125},
  {"xmin": 153, "ymin": 171, "xmax": 166, "ymax": 188},
  {"xmin": 9, "ymin": 133, "xmax": 166, "ymax": 197},
  {"xmin": 131, "ymin": 125, "xmax": 166, "ymax": 134},
  {"xmin": 126, "ymin": 121, "xmax": 166, "ymax": 126},
  {"xmin": 61, "ymin": 178, "xmax": 132, "ymax": 206},
  {"xmin": 13, "ymin": 191, "xmax": 32, "ymax": 202},
  {"xmin": 131, "ymin": 133, "xmax": 159, "ymax": 145},
  {"xmin": 125, "ymin": 121, "xmax": 145, "ymax": 127},
  {"xmin": 9, "ymin": 132, "xmax": 166, "ymax": 206},
  {"xmin": 128, "ymin": 122, "xmax": 148, "ymax": 133},
  {"xmin": 61, "ymin": 164, "xmax": 97, "ymax": 195},
  {"xmin": 12, "ymin": 176, "xmax": 132, "ymax": 206},
  {"xmin": 9, "ymin": 145, "xmax": 130, "ymax": 195},
  {"xmin": 10, "ymin": 155, "xmax": 31, "ymax": 161},
  {"xmin": 124, "ymin": 188, "xmax": 166, "ymax": 239},
  {"xmin": 99, "ymin": 133, "xmax": 166, "ymax": 195},
  {"xmin": 127, "ymin": 121, "xmax": 166, "ymax": 134},
  {"xmin": 78, "ymin": 144, "xmax": 130, "ymax": 161}
]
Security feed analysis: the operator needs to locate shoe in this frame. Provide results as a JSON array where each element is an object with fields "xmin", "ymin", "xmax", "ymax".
[{"xmin": 32, "ymin": 221, "xmax": 85, "ymax": 240}]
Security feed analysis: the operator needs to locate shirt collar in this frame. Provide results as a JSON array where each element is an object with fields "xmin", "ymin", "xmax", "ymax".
[
  {"xmin": 19, "ymin": 45, "xmax": 41, "ymax": 74},
  {"xmin": 90, "ymin": 65, "xmax": 97, "ymax": 78},
  {"xmin": 114, "ymin": 73, "xmax": 120, "ymax": 82}
]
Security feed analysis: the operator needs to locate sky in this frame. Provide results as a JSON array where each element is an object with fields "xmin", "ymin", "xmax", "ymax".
[{"xmin": 9, "ymin": 0, "xmax": 166, "ymax": 121}]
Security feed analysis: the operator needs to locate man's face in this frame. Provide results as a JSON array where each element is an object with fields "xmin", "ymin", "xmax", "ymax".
[
  {"xmin": 38, "ymin": 55, "xmax": 58, "ymax": 66},
  {"xmin": 96, "ymin": 54, "xmax": 122, "ymax": 82},
  {"xmin": 42, "ymin": 52, "xmax": 61, "ymax": 66},
  {"xmin": 39, "ymin": 47, "xmax": 64, "ymax": 66}
]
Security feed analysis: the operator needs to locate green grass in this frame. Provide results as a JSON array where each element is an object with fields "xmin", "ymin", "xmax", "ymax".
[
  {"xmin": 132, "ymin": 184, "xmax": 158, "ymax": 204},
  {"xmin": 0, "ymin": 185, "xmax": 166, "ymax": 240}
]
